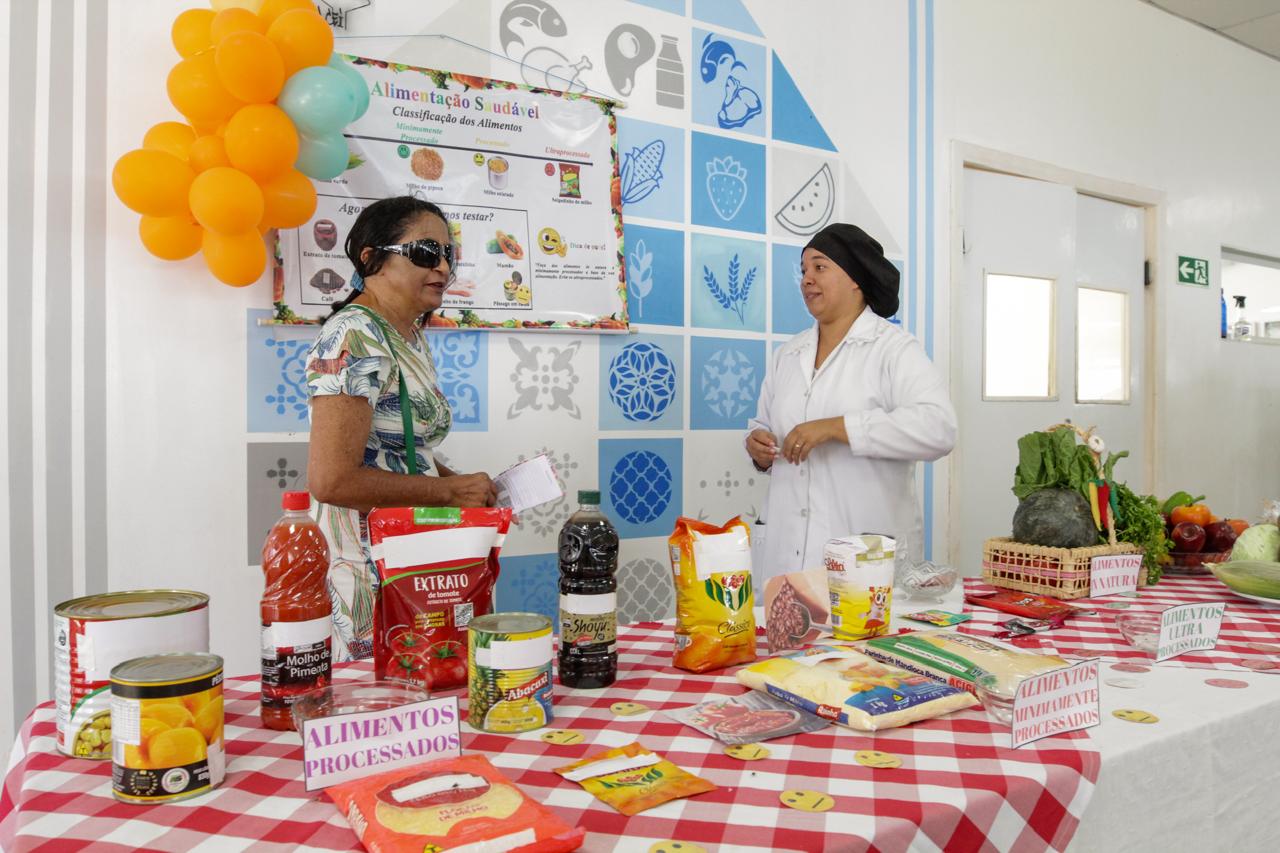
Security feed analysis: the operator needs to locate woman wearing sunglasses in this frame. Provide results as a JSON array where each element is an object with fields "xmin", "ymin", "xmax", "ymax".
[{"xmin": 304, "ymin": 196, "xmax": 498, "ymax": 661}]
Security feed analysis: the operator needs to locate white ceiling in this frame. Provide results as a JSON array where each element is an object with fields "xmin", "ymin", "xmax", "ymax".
[{"xmin": 1144, "ymin": 0, "xmax": 1280, "ymax": 59}]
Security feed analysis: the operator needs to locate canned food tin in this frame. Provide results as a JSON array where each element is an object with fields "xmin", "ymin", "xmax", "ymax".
[
  {"xmin": 110, "ymin": 653, "xmax": 224, "ymax": 804},
  {"xmin": 467, "ymin": 613, "xmax": 553, "ymax": 733},
  {"xmin": 53, "ymin": 590, "xmax": 209, "ymax": 758}
]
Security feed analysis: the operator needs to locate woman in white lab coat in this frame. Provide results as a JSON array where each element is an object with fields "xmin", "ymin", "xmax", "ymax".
[{"xmin": 746, "ymin": 223, "xmax": 957, "ymax": 583}]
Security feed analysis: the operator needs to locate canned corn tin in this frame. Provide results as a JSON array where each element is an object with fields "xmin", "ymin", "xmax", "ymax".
[
  {"xmin": 53, "ymin": 590, "xmax": 209, "ymax": 759},
  {"xmin": 467, "ymin": 613, "xmax": 553, "ymax": 733},
  {"xmin": 110, "ymin": 653, "xmax": 224, "ymax": 804}
]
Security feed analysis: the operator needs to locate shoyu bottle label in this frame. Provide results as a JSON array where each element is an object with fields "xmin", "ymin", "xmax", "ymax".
[{"xmin": 560, "ymin": 593, "xmax": 617, "ymax": 657}]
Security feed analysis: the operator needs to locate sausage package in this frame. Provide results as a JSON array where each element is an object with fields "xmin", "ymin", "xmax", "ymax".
[
  {"xmin": 326, "ymin": 754, "xmax": 583, "ymax": 852},
  {"xmin": 826, "ymin": 535, "xmax": 896, "ymax": 641},
  {"xmin": 668, "ymin": 517, "xmax": 757, "ymax": 673},
  {"xmin": 736, "ymin": 645, "xmax": 977, "ymax": 731},
  {"xmin": 368, "ymin": 507, "xmax": 513, "ymax": 691}
]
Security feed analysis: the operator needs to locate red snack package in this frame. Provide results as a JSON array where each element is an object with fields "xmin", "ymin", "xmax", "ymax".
[
  {"xmin": 327, "ymin": 754, "xmax": 583, "ymax": 853},
  {"xmin": 963, "ymin": 590, "xmax": 1081, "ymax": 621},
  {"xmin": 369, "ymin": 507, "xmax": 513, "ymax": 691}
]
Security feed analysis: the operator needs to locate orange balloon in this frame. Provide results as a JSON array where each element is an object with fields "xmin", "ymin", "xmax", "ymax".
[
  {"xmin": 171, "ymin": 8, "xmax": 215, "ymax": 58},
  {"xmin": 258, "ymin": 0, "xmax": 312, "ymax": 27},
  {"xmin": 202, "ymin": 229, "xmax": 267, "ymax": 286},
  {"xmin": 210, "ymin": 7, "xmax": 264, "ymax": 44},
  {"xmin": 266, "ymin": 9, "xmax": 333, "ymax": 77},
  {"xmin": 168, "ymin": 52, "xmax": 243, "ymax": 124},
  {"xmin": 223, "ymin": 104, "xmax": 298, "ymax": 181},
  {"xmin": 188, "ymin": 166, "xmax": 264, "ymax": 235},
  {"xmin": 139, "ymin": 215, "xmax": 203, "ymax": 260},
  {"xmin": 188, "ymin": 135, "xmax": 231, "ymax": 172},
  {"xmin": 112, "ymin": 149, "xmax": 195, "ymax": 217},
  {"xmin": 142, "ymin": 121, "xmax": 197, "ymax": 161},
  {"xmin": 215, "ymin": 31, "xmax": 285, "ymax": 103},
  {"xmin": 260, "ymin": 168, "xmax": 317, "ymax": 228}
]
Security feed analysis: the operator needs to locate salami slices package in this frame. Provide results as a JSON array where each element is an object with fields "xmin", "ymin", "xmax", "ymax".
[
  {"xmin": 327, "ymin": 754, "xmax": 583, "ymax": 852},
  {"xmin": 668, "ymin": 517, "xmax": 757, "ymax": 673},
  {"xmin": 368, "ymin": 507, "xmax": 513, "ymax": 691}
]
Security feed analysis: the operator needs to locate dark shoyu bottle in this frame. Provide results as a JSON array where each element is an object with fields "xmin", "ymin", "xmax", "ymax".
[{"xmin": 557, "ymin": 490, "xmax": 619, "ymax": 688}]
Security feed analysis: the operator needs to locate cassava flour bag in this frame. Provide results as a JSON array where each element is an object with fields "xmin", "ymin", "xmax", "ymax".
[{"xmin": 826, "ymin": 534, "xmax": 895, "ymax": 641}]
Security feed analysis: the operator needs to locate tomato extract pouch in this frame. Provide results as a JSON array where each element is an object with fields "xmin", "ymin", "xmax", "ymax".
[{"xmin": 369, "ymin": 507, "xmax": 513, "ymax": 691}]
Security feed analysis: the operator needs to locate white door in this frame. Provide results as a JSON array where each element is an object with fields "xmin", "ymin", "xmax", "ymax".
[{"xmin": 952, "ymin": 169, "xmax": 1146, "ymax": 574}]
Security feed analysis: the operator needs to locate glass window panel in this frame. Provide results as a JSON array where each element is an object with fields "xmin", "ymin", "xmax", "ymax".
[
  {"xmin": 1222, "ymin": 254, "xmax": 1280, "ymax": 342},
  {"xmin": 984, "ymin": 273, "xmax": 1054, "ymax": 399},
  {"xmin": 1076, "ymin": 287, "xmax": 1129, "ymax": 403}
]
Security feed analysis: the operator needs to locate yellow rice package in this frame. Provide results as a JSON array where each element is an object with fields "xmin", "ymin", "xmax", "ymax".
[
  {"xmin": 825, "ymin": 534, "xmax": 896, "ymax": 641},
  {"xmin": 554, "ymin": 742, "xmax": 716, "ymax": 816},
  {"xmin": 668, "ymin": 516, "xmax": 757, "ymax": 672}
]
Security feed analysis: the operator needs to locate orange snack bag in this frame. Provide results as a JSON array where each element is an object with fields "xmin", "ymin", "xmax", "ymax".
[
  {"xmin": 326, "ymin": 754, "xmax": 583, "ymax": 852},
  {"xmin": 554, "ymin": 742, "xmax": 716, "ymax": 816},
  {"xmin": 669, "ymin": 516, "xmax": 757, "ymax": 672}
]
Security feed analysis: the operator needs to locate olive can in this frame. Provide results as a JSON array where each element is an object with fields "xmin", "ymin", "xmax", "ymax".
[
  {"xmin": 53, "ymin": 590, "xmax": 210, "ymax": 759},
  {"xmin": 467, "ymin": 613, "xmax": 553, "ymax": 733},
  {"xmin": 110, "ymin": 652, "xmax": 224, "ymax": 804}
]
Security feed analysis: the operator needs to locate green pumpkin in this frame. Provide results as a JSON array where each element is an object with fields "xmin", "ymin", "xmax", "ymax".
[{"xmin": 1012, "ymin": 488, "xmax": 1099, "ymax": 549}]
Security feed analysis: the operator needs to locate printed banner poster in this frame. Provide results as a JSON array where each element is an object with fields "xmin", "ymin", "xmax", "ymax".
[{"xmin": 275, "ymin": 55, "xmax": 626, "ymax": 331}]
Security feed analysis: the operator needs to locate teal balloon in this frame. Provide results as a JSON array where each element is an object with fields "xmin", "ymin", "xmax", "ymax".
[
  {"xmin": 279, "ymin": 67, "xmax": 357, "ymax": 137},
  {"xmin": 328, "ymin": 54, "xmax": 370, "ymax": 122},
  {"xmin": 295, "ymin": 133, "xmax": 349, "ymax": 181}
]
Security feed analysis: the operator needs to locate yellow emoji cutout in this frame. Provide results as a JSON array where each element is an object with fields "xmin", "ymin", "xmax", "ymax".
[
  {"xmin": 610, "ymin": 701, "xmax": 649, "ymax": 716},
  {"xmin": 473, "ymin": 152, "xmax": 485, "ymax": 166},
  {"xmin": 538, "ymin": 227, "xmax": 562, "ymax": 255},
  {"xmin": 780, "ymin": 790, "xmax": 835, "ymax": 813},
  {"xmin": 1112, "ymin": 709, "xmax": 1159, "ymax": 724},
  {"xmin": 539, "ymin": 729, "xmax": 585, "ymax": 745},
  {"xmin": 724, "ymin": 743, "xmax": 770, "ymax": 761},
  {"xmin": 854, "ymin": 750, "xmax": 902, "ymax": 769},
  {"xmin": 515, "ymin": 283, "xmax": 532, "ymax": 305},
  {"xmin": 648, "ymin": 843, "xmax": 708, "ymax": 853}
]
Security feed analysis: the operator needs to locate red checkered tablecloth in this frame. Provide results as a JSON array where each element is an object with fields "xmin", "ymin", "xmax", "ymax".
[
  {"xmin": 1, "ymin": 624, "xmax": 1099, "ymax": 853},
  {"xmin": 962, "ymin": 575, "xmax": 1280, "ymax": 670}
]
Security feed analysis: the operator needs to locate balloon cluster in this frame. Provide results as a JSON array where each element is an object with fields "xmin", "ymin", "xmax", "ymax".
[{"xmin": 111, "ymin": 0, "xmax": 370, "ymax": 286}]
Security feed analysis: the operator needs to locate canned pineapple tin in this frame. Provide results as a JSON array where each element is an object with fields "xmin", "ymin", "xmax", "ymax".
[
  {"xmin": 467, "ymin": 613, "xmax": 553, "ymax": 733},
  {"xmin": 110, "ymin": 653, "xmax": 224, "ymax": 804},
  {"xmin": 53, "ymin": 590, "xmax": 209, "ymax": 759}
]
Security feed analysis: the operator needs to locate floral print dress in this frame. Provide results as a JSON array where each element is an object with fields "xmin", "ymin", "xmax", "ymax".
[{"xmin": 305, "ymin": 305, "xmax": 452, "ymax": 661}]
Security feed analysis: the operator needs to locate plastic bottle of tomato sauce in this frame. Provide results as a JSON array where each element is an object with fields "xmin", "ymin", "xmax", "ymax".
[{"xmin": 260, "ymin": 491, "xmax": 332, "ymax": 730}]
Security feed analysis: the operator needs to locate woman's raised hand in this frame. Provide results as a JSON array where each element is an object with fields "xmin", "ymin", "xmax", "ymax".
[
  {"xmin": 447, "ymin": 472, "xmax": 498, "ymax": 507},
  {"xmin": 747, "ymin": 429, "xmax": 779, "ymax": 470}
]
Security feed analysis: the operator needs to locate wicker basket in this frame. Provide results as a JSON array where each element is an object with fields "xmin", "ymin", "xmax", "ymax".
[{"xmin": 981, "ymin": 537, "xmax": 1145, "ymax": 600}]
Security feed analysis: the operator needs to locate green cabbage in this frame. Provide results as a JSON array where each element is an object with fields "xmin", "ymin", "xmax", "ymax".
[{"xmin": 1231, "ymin": 523, "xmax": 1280, "ymax": 562}]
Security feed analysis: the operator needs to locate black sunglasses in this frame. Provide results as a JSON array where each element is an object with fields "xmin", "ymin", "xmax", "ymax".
[{"xmin": 377, "ymin": 238, "xmax": 455, "ymax": 272}]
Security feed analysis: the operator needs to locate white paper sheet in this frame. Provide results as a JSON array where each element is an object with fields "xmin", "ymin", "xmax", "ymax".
[{"xmin": 493, "ymin": 454, "xmax": 563, "ymax": 515}]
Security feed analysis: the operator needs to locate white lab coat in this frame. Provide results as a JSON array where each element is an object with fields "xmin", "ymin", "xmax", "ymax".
[{"xmin": 746, "ymin": 309, "xmax": 957, "ymax": 584}]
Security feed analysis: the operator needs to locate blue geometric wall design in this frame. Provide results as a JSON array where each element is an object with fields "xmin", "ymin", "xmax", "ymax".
[
  {"xmin": 622, "ymin": 223, "xmax": 684, "ymax": 327},
  {"xmin": 427, "ymin": 331, "xmax": 488, "ymax": 431},
  {"xmin": 771, "ymin": 242, "xmax": 812, "ymax": 335},
  {"xmin": 495, "ymin": 553, "xmax": 559, "ymax": 632},
  {"xmin": 692, "ymin": 29, "xmax": 766, "ymax": 137},
  {"xmin": 247, "ymin": 309, "xmax": 318, "ymax": 433},
  {"xmin": 690, "ymin": 336, "xmax": 766, "ymax": 430},
  {"xmin": 617, "ymin": 118, "xmax": 685, "ymax": 223},
  {"xmin": 599, "ymin": 334, "xmax": 685, "ymax": 431},
  {"xmin": 600, "ymin": 438, "xmax": 683, "ymax": 539},
  {"xmin": 691, "ymin": 131, "xmax": 766, "ymax": 233},
  {"xmin": 691, "ymin": 232, "xmax": 766, "ymax": 332},
  {"xmin": 692, "ymin": 0, "xmax": 762, "ymax": 36},
  {"xmin": 770, "ymin": 53, "xmax": 836, "ymax": 151}
]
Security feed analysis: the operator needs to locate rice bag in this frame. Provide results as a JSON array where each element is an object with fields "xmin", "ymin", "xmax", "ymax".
[
  {"xmin": 554, "ymin": 743, "xmax": 715, "ymax": 816},
  {"xmin": 326, "ymin": 754, "xmax": 583, "ymax": 852},
  {"xmin": 736, "ymin": 645, "xmax": 977, "ymax": 731},
  {"xmin": 368, "ymin": 507, "xmax": 513, "ymax": 691},
  {"xmin": 863, "ymin": 631, "xmax": 1069, "ymax": 695},
  {"xmin": 669, "ymin": 517, "xmax": 757, "ymax": 672},
  {"xmin": 826, "ymin": 535, "xmax": 896, "ymax": 641}
]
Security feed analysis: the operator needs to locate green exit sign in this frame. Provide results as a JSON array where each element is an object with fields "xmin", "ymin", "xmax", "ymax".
[{"xmin": 1177, "ymin": 256, "xmax": 1209, "ymax": 286}]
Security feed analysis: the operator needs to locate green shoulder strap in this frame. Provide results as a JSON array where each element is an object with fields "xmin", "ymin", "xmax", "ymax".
[{"xmin": 346, "ymin": 304, "xmax": 418, "ymax": 476}]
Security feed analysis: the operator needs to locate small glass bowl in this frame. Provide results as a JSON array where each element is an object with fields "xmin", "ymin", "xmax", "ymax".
[
  {"xmin": 975, "ymin": 673, "xmax": 1024, "ymax": 724},
  {"xmin": 898, "ymin": 561, "xmax": 960, "ymax": 601},
  {"xmin": 1114, "ymin": 612, "xmax": 1161, "ymax": 654},
  {"xmin": 290, "ymin": 680, "xmax": 431, "ymax": 730}
]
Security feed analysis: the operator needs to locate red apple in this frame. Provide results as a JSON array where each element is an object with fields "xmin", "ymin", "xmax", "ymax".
[
  {"xmin": 1203, "ymin": 520, "xmax": 1238, "ymax": 554},
  {"xmin": 1171, "ymin": 522, "xmax": 1206, "ymax": 553}
]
